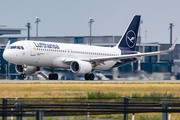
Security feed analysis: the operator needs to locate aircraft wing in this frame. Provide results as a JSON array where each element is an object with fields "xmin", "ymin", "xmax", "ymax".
[{"xmin": 87, "ymin": 38, "xmax": 178, "ymax": 62}]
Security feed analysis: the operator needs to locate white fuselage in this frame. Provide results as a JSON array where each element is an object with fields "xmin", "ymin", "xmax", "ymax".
[{"xmin": 3, "ymin": 40, "xmax": 122, "ymax": 71}]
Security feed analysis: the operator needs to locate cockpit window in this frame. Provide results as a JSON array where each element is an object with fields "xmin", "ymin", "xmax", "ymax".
[
  {"xmin": 17, "ymin": 46, "xmax": 21, "ymax": 49},
  {"xmin": 21, "ymin": 46, "xmax": 24, "ymax": 50},
  {"xmin": 10, "ymin": 46, "xmax": 25, "ymax": 50},
  {"xmin": 10, "ymin": 46, "xmax": 16, "ymax": 49}
]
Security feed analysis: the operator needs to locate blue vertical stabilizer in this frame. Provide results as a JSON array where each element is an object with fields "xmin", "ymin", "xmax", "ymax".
[{"xmin": 116, "ymin": 15, "xmax": 141, "ymax": 51}]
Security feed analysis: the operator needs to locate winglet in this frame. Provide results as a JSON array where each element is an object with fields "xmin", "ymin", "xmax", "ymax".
[{"xmin": 168, "ymin": 37, "xmax": 178, "ymax": 51}]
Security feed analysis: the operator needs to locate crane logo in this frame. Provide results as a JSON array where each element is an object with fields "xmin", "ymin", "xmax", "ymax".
[{"xmin": 126, "ymin": 30, "xmax": 136, "ymax": 48}]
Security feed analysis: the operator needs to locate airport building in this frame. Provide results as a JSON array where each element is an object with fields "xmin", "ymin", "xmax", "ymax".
[{"xmin": 0, "ymin": 26, "xmax": 179, "ymax": 79}]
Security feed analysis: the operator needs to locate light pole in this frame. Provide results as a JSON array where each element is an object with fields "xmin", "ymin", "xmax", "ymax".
[
  {"xmin": 88, "ymin": 17, "xmax": 94, "ymax": 45},
  {"xmin": 169, "ymin": 23, "xmax": 174, "ymax": 73},
  {"xmin": 35, "ymin": 17, "xmax": 41, "ymax": 41},
  {"xmin": 26, "ymin": 23, "xmax": 31, "ymax": 40},
  {"xmin": 138, "ymin": 20, "xmax": 143, "ymax": 52},
  {"xmin": 137, "ymin": 20, "xmax": 143, "ymax": 73}
]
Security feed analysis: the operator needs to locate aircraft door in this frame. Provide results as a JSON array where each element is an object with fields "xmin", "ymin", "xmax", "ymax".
[
  {"xmin": 28, "ymin": 43, "xmax": 36, "ymax": 56},
  {"xmin": 67, "ymin": 49, "xmax": 73, "ymax": 56}
]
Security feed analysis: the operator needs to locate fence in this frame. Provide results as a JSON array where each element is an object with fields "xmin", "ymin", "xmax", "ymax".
[{"xmin": 1, "ymin": 97, "xmax": 180, "ymax": 120}]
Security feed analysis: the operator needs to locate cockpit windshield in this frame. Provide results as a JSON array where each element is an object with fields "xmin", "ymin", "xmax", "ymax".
[
  {"xmin": 10, "ymin": 46, "xmax": 24, "ymax": 50},
  {"xmin": 20, "ymin": 46, "xmax": 24, "ymax": 50},
  {"xmin": 10, "ymin": 46, "xmax": 16, "ymax": 49},
  {"xmin": 17, "ymin": 46, "xmax": 20, "ymax": 49}
]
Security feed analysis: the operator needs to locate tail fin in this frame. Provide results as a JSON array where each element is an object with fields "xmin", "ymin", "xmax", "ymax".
[{"xmin": 115, "ymin": 15, "xmax": 141, "ymax": 51}]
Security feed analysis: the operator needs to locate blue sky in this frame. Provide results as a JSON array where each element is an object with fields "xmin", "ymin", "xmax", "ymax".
[{"xmin": 0, "ymin": 0, "xmax": 179, "ymax": 43}]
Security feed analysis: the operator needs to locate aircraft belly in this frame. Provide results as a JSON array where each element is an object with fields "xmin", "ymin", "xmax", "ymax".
[
  {"xmin": 36, "ymin": 56, "xmax": 53, "ymax": 67},
  {"xmin": 95, "ymin": 61, "xmax": 116, "ymax": 70},
  {"xmin": 22, "ymin": 55, "xmax": 52, "ymax": 67}
]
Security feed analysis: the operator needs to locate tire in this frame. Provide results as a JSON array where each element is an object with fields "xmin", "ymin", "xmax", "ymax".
[
  {"xmin": 20, "ymin": 74, "xmax": 24, "ymax": 79},
  {"xmin": 23, "ymin": 74, "xmax": 26, "ymax": 78},
  {"xmin": 20, "ymin": 74, "xmax": 26, "ymax": 79},
  {"xmin": 84, "ymin": 73, "xmax": 89, "ymax": 80},
  {"xmin": 53, "ymin": 73, "xmax": 58, "ymax": 80},
  {"xmin": 89, "ymin": 73, "xmax": 94, "ymax": 80},
  {"xmin": 49, "ymin": 74, "xmax": 53, "ymax": 80}
]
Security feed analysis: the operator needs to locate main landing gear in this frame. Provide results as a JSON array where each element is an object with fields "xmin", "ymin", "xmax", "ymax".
[
  {"xmin": 49, "ymin": 68, "xmax": 58, "ymax": 80},
  {"xmin": 84, "ymin": 73, "xmax": 95, "ymax": 80},
  {"xmin": 49, "ymin": 73, "xmax": 58, "ymax": 80}
]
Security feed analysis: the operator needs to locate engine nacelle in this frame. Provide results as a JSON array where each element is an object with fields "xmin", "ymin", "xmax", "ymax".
[
  {"xmin": 16, "ymin": 65, "xmax": 40, "ymax": 75},
  {"xmin": 70, "ymin": 61, "xmax": 92, "ymax": 74}
]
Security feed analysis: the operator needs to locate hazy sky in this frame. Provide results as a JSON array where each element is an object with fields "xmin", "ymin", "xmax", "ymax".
[{"xmin": 0, "ymin": 0, "xmax": 179, "ymax": 43}]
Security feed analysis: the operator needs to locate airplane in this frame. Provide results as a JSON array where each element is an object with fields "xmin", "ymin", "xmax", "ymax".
[{"xmin": 3, "ymin": 15, "xmax": 178, "ymax": 80}]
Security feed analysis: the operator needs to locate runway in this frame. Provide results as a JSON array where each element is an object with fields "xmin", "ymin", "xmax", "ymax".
[{"xmin": 0, "ymin": 79, "xmax": 180, "ymax": 83}]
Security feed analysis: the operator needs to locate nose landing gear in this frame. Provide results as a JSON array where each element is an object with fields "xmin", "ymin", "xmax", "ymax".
[
  {"xmin": 20, "ymin": 65, "xmax": 27, "ymax": 79},
  {"xmin": 20, "ymin": 73, "xmax": 26, "ymax": 79},
  {"xmin": 84, "ymin": 73, "xmax": 94, "ymax": 80}
]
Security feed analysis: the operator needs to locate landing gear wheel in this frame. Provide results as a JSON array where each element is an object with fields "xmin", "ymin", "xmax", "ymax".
[
  {"xmin": 49, "ymin": 73, "xmax": 58, "ymax": 80},
  {"xmin": 20, "ymin": 73, "xmax": 26, "ymax": 79},
  {"xmin": 49, "ymin": 74, "xmax": 53, "ymax": 80},
  {"xmin": 89, "ymin": 73, "xmax": 94, "ymax": 80},
  {"xmin": 54, "ymin": 73, "xmax": 58, "ymax": 80},
  {"xmin": 84, "ymin": 73, "xmax": 89, "ymax": 80}
]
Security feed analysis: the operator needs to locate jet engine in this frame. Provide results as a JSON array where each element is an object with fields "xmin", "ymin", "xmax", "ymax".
[
  {"xmin": 16, "ymin": 65, "xmax": 40, "ymax": 75},
  {"xmin": 70, "ymin": 61, "xmax": 92, "ymax": 74}
]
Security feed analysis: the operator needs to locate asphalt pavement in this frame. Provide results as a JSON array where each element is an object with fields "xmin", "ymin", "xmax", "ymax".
[{"xmin": 0, "ymin": 79, "xmax": 180, "ymax": 83}]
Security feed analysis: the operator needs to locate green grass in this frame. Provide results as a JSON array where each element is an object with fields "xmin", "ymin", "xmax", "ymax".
[
  {"xmin": 131, "ymin": 92, "xmax": 176, "ymax": 99},
  {"xmin": 138, "ymin": 115, "xmax": 161, "ymax": 120},
  {"xmin": 87, "ymin": 91, "xmax": 122, "ymax": 99},
  {"xmin": 1, "ymin": 83, "xmax": 180, "ymax": 98}
]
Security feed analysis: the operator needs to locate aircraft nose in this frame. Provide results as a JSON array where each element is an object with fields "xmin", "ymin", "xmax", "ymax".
[{"xmin": 3, "ymin": 50, "xmax": 11, "ymax": 61}]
